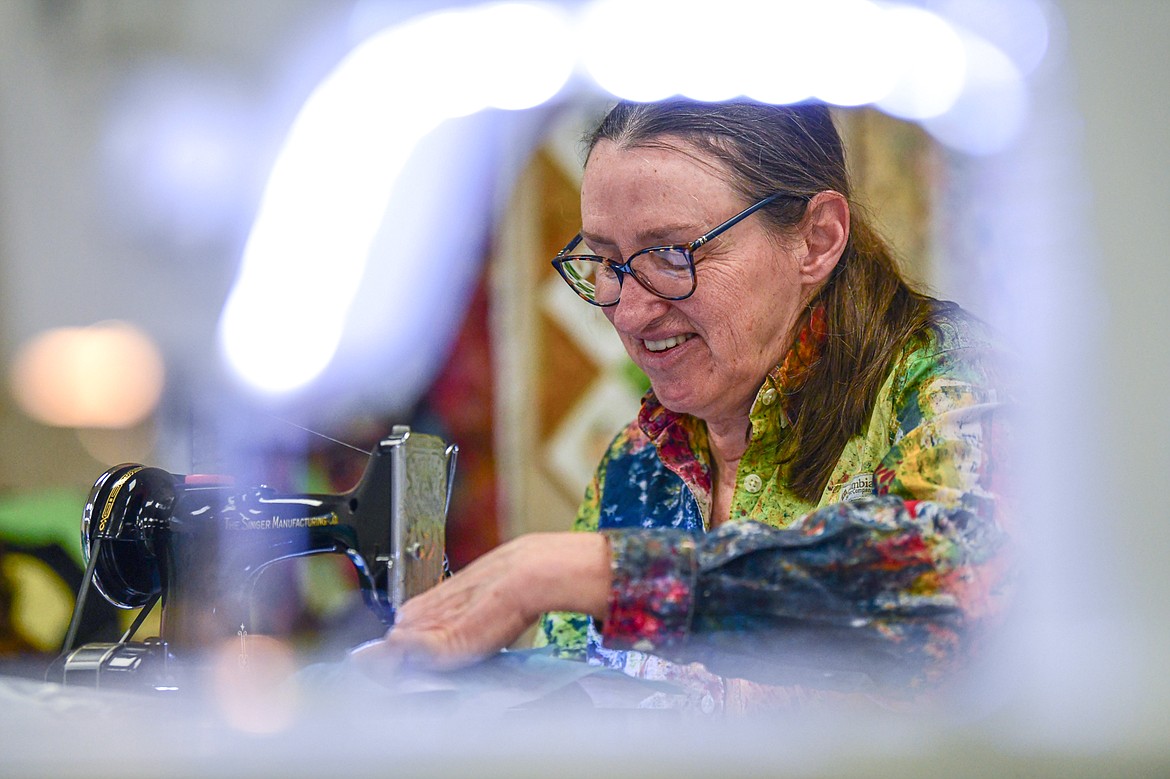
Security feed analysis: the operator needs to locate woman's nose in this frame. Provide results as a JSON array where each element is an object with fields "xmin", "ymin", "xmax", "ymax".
[{"xmin": 607, "ymin": 275, "xmax": 671, "ymax": 332}]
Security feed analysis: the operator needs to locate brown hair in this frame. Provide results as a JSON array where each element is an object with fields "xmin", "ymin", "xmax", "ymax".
[{"xmin": 586, "ymin": 100, "xmax": 934, "ymax": 501}]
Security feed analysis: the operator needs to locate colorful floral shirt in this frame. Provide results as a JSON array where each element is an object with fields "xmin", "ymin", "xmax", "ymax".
[{"xmin": 534, "ymin": 301, "xmax": 1012, "ymax": 711}]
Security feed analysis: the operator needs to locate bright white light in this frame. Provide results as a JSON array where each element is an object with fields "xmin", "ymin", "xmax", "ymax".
[
  {"xmin": 647, "ymin": 0, "xmax": 745, "ymax": 103},
  {"xmin": 933, "ymin": 0, "xmax": 1050, "ymax": 77},
  {"xmin": 218, "ymin": 280, "xmax": 348, "ymax": 395},
  {"xmin": 579, "ymin": 0, "xmax": 683, "ymax": 102},
  {"xmin": 739, "ymin": 0, "xmax": 818, "ymax": 105},
  {"xmin": 220, "ymin": 2, "xmax": 572, "ymax": 394},
  {"xmin": 384, "ymin": 4, "xmax": 573, "ymax": 117},
  {"xmin": 223, "ymin": 0, "xmax": 1035, "ymax": 395},
  {"xmin": 874, "ymin": 7, "xmax": 967, "ymax": 120},
  {"xmin": 218, "ymin": 32, "xmax": 440, "ymax": 393},
  {"xmin": 576, "ymin": 0, "xmax": 1017, "ymax": 139},
  {"xmin": 920, "ymin": 32, "xmax": 1028, "ymax": 156},
  {"xmin": 988, "ymin": 0, "xmax": 1050, "ymax": 76},
  {"xmin": 808, "ymin": 0, "xmax": 895, "ymax": 107},
  {"xmin": 466, "ymin": 3, "xmax": 575, "ymax": 110}
]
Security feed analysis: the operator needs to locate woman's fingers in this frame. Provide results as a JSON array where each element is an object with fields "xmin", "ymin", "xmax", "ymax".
[{"xmin": 351, "ymin": 532, "xmax": 612, "ymax": 674}]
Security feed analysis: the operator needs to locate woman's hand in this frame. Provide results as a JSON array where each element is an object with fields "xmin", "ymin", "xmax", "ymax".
[{"xmin": 351, "ymin": 532, "xmax": 610, "ymax": 673}]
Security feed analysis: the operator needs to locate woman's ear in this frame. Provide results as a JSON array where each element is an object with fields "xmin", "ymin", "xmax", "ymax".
[{"xmin": 797, "ymin": 190, "xmax": 850, "ymax": 286}]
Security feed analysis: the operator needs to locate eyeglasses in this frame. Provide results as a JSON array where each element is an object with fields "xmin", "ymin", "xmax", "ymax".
[{"xmin": 551, "ymin": 191, "xmax": 808, "ymax": 307}]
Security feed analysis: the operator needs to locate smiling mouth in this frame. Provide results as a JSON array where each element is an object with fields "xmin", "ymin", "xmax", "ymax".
[{"xmin": 643, "ymin": 334, "xmax": 693, "ymax": 352}]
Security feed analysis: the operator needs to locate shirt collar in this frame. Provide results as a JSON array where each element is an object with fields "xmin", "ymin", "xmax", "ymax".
[{"xmin": 765, "ymin": 303, "xmax": 827, "ymax": 428}]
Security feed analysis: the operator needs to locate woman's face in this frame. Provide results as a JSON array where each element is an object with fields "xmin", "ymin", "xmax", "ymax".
[{"xmin": 581, "ymin": 139, "xmax": 815, "ymax": 427}]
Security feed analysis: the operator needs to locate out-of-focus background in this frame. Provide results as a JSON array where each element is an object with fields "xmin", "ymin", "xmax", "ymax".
[{"xmin": 0, "ymin": 0, "xmax": 1167, "ymax": 773}]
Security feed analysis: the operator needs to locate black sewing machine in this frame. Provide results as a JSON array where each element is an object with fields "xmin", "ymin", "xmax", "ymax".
[{"xmin": 53, "ymin": 426, "xmax": 456, "ymax": 692}]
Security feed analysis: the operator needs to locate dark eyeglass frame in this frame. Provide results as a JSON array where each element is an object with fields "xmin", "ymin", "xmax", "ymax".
[{"xmin": 551, "ymin": 191, "xmax": 810, "ymax": 307}]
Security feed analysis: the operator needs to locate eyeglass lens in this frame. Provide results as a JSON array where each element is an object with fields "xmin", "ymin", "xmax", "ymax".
[{"xmin": 559, "ymin": 246, "xmax": 694, "ymax": 305}]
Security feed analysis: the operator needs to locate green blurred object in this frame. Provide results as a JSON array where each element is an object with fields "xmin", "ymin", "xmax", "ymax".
[
  {"xmin": 0, "ymin": 489, "xmax": 87, "ymax": 568},
  {"xmin": 0, "ymin": 488, "xmax": 122, "ymax": 664},
  {"xmin": 619, "ymin": 359, "xmax": 651, "ymax": 396}
]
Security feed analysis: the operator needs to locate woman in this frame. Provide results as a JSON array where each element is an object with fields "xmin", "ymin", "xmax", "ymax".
[{"xmin": 357, "ymin": 100, "xmax": 1010, "ymax": 709}]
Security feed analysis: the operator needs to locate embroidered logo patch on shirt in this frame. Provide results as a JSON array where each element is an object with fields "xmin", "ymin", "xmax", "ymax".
[{"xmin": 838, "ymin": 472, "xmax": 875, "ymax": 502}]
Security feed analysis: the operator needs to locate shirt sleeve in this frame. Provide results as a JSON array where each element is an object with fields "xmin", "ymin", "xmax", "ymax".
[{"xmin": 597, "ymin": 336, "xmax": 1012, "ymax": 692}]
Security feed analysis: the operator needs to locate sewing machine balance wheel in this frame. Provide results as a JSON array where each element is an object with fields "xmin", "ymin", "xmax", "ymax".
[{"xmin": 81, "ymin": 463, "xmax": 176, "ymax": 610}]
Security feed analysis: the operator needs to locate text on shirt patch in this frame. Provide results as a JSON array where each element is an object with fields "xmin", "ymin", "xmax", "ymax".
[{"xmin": 839, "ymin": 472, "xmax": 874, "ymax": 502}]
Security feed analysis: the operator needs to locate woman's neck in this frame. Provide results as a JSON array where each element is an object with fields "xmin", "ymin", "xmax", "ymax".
[
  {"xmin": 706, "ymin": 416, "xmax": 749, "ymax": 466},
  {"xmin": 705, "ymin": 416, "xmax": 750, "ymax": 529}
]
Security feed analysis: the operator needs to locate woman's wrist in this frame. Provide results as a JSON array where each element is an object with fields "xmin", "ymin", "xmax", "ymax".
[{"xmin": 516, "ymin": 531, "xmax": 612, "ymax": 622}]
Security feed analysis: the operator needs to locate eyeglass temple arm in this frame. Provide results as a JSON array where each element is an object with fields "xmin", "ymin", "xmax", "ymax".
[
  {"xmin": 690, "ymin": 192, "xmax": 804, "ymax": 251},
  {"xmin": 554, "ymin": 234, "xmax": 584, "ymax": 258}
]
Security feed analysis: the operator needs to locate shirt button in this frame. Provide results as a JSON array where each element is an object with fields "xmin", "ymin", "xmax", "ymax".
[
  {"xmin": 743, "ymin": 473, "xmax": 763, "ymax": 493},
  {"xmin": 761, "ymin": 387, "xmax": 778, "ymax": 406}
]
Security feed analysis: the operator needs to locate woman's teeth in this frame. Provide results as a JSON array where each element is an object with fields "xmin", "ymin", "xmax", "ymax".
[{"xmin": 644, "ymin": 334, "xmax": 692, "ymax": 352}]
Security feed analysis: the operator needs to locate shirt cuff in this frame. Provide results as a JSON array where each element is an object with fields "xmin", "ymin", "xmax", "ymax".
[{"xmin": 598, "ymin": 529, "xmax": 698, "ymax": 653}]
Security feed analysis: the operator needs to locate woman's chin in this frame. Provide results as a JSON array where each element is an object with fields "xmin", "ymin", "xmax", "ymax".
[{"xmin": 648, "ymin": 383, "xmax": 702, "ymax": 418}]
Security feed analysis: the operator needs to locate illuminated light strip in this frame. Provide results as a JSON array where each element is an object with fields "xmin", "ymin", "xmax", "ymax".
[
  {"xmin": 219, "ymin": 0, "xmax": 1036, "ymax": 396},
  {"xmin": 219, "ymin": 2, "xmax": 576, "ymax": 395}
]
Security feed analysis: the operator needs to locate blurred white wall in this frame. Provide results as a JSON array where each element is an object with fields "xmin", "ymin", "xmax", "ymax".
[
  {"xmin": 1059, "ymin": 0, "xmax": 1170, "ymax": 748},
  {"xmin": 0, "ymin": 0, "xmax": 351, "ymax": 485}
]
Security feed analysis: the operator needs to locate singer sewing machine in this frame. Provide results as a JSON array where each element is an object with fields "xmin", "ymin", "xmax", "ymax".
[{"xmin": 54, "ymin": 426, "xmax": 456, "ymax": 692}]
